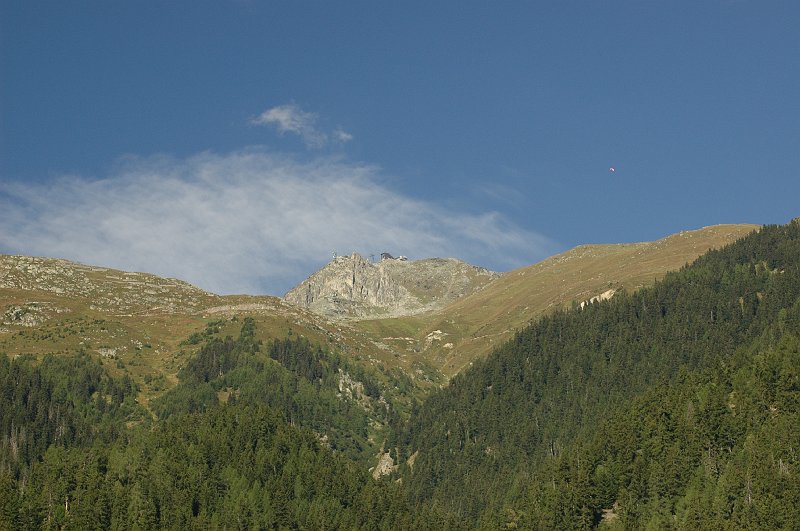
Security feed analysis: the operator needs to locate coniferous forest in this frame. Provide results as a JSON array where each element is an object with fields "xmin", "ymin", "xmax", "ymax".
[
  {"xmin": 2, "ymin": 220, "xmax": 799, "ymax": 529},
  {"xmin": 399, "ymin": 220, "xmax": 800, "ymax": 528}
]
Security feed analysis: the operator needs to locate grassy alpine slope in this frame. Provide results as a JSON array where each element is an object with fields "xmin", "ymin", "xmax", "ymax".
[
  {"xmin": 0, "ymin": 254, "xmax": 433, "ymax": 410},
  {"xmin": 356, "ymin": 223, "xmax": 759, "ymax": 377}
]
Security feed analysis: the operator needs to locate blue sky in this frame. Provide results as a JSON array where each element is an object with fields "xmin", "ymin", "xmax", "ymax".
[{"xmin": 1, "ymin": 1, "xmax": 798, "ymax": 294}]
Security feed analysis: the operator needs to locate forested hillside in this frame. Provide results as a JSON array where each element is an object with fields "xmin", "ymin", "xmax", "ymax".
[
  {"xmin": 0, "ymin": 322, "xmax": 430, "ymax": 529},
  {"xmin": 150, "ymin": 317, "xmax": 392, "ymax": 463},
  {"xmin": 399, "ymin": 220, "xmax": 800, "ymax": 527},
  {"xmin": 1, "ymin": 220, "xmax": 799, "ymax": 529}
]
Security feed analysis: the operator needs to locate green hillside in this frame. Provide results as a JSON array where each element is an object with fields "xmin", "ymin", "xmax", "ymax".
[
  {"xmin": 396, "ymin": 220, "xmax": 800, "ymax": 527},
  {"xmin": 0, "ymin": 352, "xmax": 415, "ymax": 529},
  {"xmin": 2, "ymin": 220, "xmax": 798, "ymax": 529}
]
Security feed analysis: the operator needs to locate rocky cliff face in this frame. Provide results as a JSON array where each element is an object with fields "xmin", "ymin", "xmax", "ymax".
[{"xmin": 284, "ymin": 253, "xmax": 500, "ymax": 319}]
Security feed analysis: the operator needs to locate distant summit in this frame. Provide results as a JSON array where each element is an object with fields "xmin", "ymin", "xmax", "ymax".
[{"xmin": 283, "ymin": 252, "xmax": 499, "ymax": 319}]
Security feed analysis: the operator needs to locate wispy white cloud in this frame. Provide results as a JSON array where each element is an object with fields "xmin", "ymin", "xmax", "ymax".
[
  {"xmin": 333, "ymin": 128, "xmax": 353, "ymax": 143},
  {"xmin": 251, "ymin": 104, "xmax": 352, "ymax": 148},
  {"xmin": 0, "ymin": 149, "xmax": 556, "ymax": 295}
]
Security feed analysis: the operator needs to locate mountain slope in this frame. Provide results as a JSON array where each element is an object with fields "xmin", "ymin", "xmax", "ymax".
[
  {"xmin": 0, "ymin": 223, "xmax": 760, "ymax": 392},
  {"xmin": 397, "ymin": 220, "xmax": 800, "ymax": 526},
  {"xmin": 0, "ymin": 351, "xmax": 420, "ymax": 529},
  {"xmin": 2, "ymin": 220, "xmax": 796, "ymax": 529},
  {"xmin": 357, "ymin": 224, "xmax": 759, "ymax": 376},
  {"xmin": 0, "ymin": 255, "xmax": 433, "ymax": 407}
]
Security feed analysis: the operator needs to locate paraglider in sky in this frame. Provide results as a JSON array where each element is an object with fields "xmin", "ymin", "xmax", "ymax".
[{"xmin": 608, "ymin": 166, "xmax": 616, "ymax": 173}]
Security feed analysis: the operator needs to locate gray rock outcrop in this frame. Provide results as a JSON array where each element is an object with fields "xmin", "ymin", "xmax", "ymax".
[{"xmin": 284, "ymin": 253, "xmax": 499, "ymax": 319}]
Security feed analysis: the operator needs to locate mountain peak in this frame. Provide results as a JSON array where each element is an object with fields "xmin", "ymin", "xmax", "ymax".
[{"xmin": 284, "ymin": 253, "xmax": 499, "ymax": 319}]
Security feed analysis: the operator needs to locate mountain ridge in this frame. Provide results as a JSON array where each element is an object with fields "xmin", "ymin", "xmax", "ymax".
[
  {"xmin": 0, "ymin": 223, "xmax": 760, "ymax": 391},
  {"xmin": 355, "ymin": 223, "xmax": 760, "ymax": 375}
]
